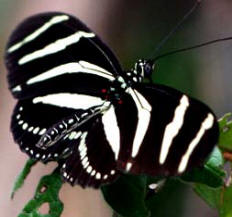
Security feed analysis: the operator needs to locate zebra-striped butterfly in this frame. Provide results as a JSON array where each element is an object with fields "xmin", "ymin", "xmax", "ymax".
[{"xmin": 5, "ymin": 12, "xmax": 219, "ymax": 188}]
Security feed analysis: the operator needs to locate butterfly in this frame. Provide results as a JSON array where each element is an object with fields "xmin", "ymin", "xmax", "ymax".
[{"xmin": 5, "ymin": 12, "xmax": 219, "ymax": 188}]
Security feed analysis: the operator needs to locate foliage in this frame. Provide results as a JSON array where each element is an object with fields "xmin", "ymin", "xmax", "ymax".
[
  {"xmin": 11, "ymin": 159, "xmax": 36, "ymax": 199},
  {"xmin": 193, "ymin": 113, "xmax": 232, "ymax": 217},
  {"xmin": 13, "ymin": 164, "xmax": 63, "ymax": 217}
]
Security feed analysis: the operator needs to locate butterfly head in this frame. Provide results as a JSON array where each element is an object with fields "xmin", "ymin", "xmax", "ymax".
[
  {"xmin": 134, "ymin": 59, "xmax": 154, "ymax": 80},
  {"xmin": 124, "ymin": 59, "xmax": 154, "ymax": 85}
]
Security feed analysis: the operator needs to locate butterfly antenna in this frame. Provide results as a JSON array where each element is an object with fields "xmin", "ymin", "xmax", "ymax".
[
  {"xmin": 150, "ymin": 0, "xmax": 202, "ymax": 58},
  {"xmin": 152, "ymin": 36, "xmax": 232, "ymax": 62}
]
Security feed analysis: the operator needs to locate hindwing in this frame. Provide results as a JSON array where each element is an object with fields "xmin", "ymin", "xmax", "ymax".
[
  {"xmin": 61, "ymin": 110, "xmax": 120, "ymax": 188},
  {"xmin": 114, "ymin": 84, "xmax": 219, "ymax": 176}
]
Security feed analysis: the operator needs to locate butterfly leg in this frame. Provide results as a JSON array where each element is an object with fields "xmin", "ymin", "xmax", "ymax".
[{"xmin": 36, "ymin": 102, "xmax": 110, "ymax": 150}]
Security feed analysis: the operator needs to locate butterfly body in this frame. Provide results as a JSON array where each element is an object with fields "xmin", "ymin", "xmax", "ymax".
[{"xmin": 5, "ymin": 12, "xmax": 219, "ymax": 188}]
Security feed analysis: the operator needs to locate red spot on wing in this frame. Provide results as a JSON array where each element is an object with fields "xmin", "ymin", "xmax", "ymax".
[{"xmin": 101, "ymin": 89, "xmax": 107, "ymax": 93}]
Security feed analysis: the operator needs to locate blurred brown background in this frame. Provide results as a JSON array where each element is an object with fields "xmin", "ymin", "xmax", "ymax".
[{"xmin": 1, "ymin": 0, "xmax": 232, "ymax": 217}]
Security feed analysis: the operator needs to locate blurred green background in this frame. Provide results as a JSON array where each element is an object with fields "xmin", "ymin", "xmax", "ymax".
[{"xmin": 0, "ymin": 0, "xmax": 231, "ymax": 217}]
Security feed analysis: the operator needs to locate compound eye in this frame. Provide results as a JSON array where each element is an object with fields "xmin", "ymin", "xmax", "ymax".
[{"xmin": 144, "ymin": 63, "xmax": 152, "ymax": 77}]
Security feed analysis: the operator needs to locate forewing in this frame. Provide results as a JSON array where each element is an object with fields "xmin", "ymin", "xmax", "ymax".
[
  {"xmin": 5, "ymin": 12, "xmax": 122, "ymax": 99},
  {"xmin": 116, "ymin": 84, "xmax": 219, "ymax": 176}
]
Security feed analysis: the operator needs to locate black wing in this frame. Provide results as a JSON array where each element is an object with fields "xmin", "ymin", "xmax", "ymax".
[
  {"xmin": 5, "ymin": 12, "xmax": 122, "ymax": 188},
  {"xmin": 5, "ymin": 12, "xmax": 122, "ymax": 99},
  {"xmin": 113, "ymin": 84, "xmax": 219, "ymax": 176},
  {"xmin": 5, "ymin": 12, "xmax": 121, "ymax": 156}
]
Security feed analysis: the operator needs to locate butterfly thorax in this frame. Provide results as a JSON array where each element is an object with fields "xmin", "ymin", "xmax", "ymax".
[{"xmin": 101, "ymin": 59, "xmax": 154, "ymax": 104}]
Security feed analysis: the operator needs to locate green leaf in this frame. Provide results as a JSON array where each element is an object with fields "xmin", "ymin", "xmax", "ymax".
[
  {"xmin": 145, "ymin": 178, "xmax": 187, "ymax": 217},
  {"xmin": 11, "ymin": 159, "xmax": 37, "ymax": 199},
  {"xmin": 206, "ymin": 146, "xmax": 225, "ymax": 169},
  {"xmin": 195, "ymin": 183, "xmax": 232, "ymax": 217},
  {"xmin": 102, "ymin": 174, "xmax": 186, "ymax": 217},
  {"xmin": 219, "ymin": 184, "xmax": 232, "ymax": 217},
  {"xmin": 181, "ymin": 147, "xmax": 225, "ymax": 188},
  {"xmin": 101, "ymin": 174, "xmax": 149, "ymax": 217},
  {"xmin": 194, "ymin": 184, "xmax": 222, "ymax": 210},
  {"xmin": 18, "ymin": 169, "xmax": 63, "ymax": 217},
  {"xmin": 218, "ymin": 113, "xmax": 232, "ymax": 151},
  {"xmin": 194, "ymin": 114, "xmax": 232, "ymax": 217}
]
